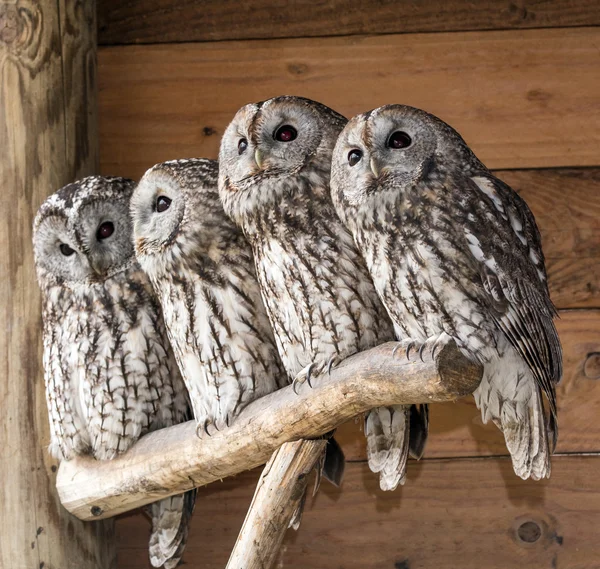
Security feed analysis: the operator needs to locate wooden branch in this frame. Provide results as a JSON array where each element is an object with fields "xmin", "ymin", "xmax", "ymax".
[
  {"xmin": 226, "ymin": 440, "xmax": 326, "ymax": 569},
  {"xmin": 57, "ymin": 337, "xmax": 482, "ymax": 521}
]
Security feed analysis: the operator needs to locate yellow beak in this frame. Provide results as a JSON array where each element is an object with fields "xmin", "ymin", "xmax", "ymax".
[
  {"xmin": 370, "ymin": 157, "xmax": 380, "ymax": 178},
  {"xmin": 254, "ymin": 148, "xmax": 264, "ymax": 169}
]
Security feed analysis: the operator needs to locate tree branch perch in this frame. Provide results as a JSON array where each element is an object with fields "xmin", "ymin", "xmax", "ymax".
[{"xmin": 56, "ymin": 338, "xmax": 482, "ymax": 521}]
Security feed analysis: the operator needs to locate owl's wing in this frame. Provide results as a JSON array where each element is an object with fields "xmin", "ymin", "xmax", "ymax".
[{"xmin": 462, "ymin": 174, "xmax": 562, "ymax": 440}]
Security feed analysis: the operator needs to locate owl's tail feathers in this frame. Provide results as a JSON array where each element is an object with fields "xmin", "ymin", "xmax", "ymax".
[
  {"xmin": 475, "ymin": 374, "xmax": 552, "ymax": 481},
  {"xmin": 148, "ymin": 489, "xmax": 197, "ymax": 568},
  {"xmin": 366, "ymin": 405, "xmax": 412, "ymax": 491}
]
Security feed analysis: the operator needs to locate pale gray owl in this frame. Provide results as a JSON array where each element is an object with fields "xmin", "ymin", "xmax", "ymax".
[
  {"xmin": 330, "ymin": 105, "xmax": 562, "ymax": 480},
  {"xmin": 131, "ymin": 158, "xmax": 286, "ymax": 436},
  {"xmin": 33, "ymin": 176, "xmax": 195, "ymax": 569},
  {"xmin": 218, "ymin": 96, "xmax": 428, "ymax": 491}
]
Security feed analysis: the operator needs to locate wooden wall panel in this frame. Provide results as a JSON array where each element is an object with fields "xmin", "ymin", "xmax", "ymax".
[
  {"xmin": 98, "ymin": 0, "xmax": 600, "ymax": 45},
  {"xmin": 337, "ymin": 310, "xmax": 600, "ymax": 460},
  {"xmin": 116, "ymin": 456, "xmax": 600, "ymax": 568},
  {"xmin": 98, "ymin": 27, "xmax": 600, "ymax": 175}
]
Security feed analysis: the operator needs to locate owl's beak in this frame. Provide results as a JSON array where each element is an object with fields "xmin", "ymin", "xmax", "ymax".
[
  {"xmin": 370, "ymin": 157, "xmax": 380, "ymax": 178},
  {"xmin": 254, "ymin": 148, "xmax": 264, "ymax": 170}
]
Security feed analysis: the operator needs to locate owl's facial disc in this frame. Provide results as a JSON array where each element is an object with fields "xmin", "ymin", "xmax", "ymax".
[
  {"xmin": 131, "ymin": 170, "xmax": 186, "ymax": 258},
  {"xmin": 76, "ymin": 198, "xmax": 134, "ymax": 276},
  {"xmin": 33, "ymin": 214, "xmax": 93, "ymax": 284}
]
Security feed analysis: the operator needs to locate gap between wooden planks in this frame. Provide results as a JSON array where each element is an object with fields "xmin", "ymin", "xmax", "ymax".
[
  {"xmin": 116, "ymin": 455, "xmax": 600, "ymax": 569},
  {"xmin": 97, "ymin": 0, "xmax": 600, "ymax": 45},
  {"xmin": 98, "ymin": 27, "xmax": 600, "ymax": 175}
]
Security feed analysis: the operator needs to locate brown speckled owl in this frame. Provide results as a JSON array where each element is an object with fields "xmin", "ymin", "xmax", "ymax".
[
  {"xmin": 330, "ymin": 105, "xmax": 562, "ymax": 480},
  {"xmin": 32, "ymin": 176, "xmax": 194, "ymax": 569},
  {"xmin": 131, "ymin": 159, "xmax": 286, "ymax": 435},
  {"xmin": 218, "ymin": 96, "xmax": 429, "ymax": 491}
]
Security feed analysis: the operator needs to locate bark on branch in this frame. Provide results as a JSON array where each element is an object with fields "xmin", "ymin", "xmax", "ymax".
[{"xmin": 56, "ymin": 338, "xmax": 482, "ymax": 521}]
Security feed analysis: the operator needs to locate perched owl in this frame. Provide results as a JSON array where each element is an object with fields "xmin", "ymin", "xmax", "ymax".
[
  {"xmin": 330, "ymin": 105, "xmax": 562, "ymax": 480},
  {"xmin": 131, "ymin": 158, "xmax": 286, "ymax": 436},
  {"xmin": 33, "ymin": 176, "xmax": 195, "ymax": 569},
  {"xmin": 218, "ymin": 96, "xmax": 428, "ymax": 491}
]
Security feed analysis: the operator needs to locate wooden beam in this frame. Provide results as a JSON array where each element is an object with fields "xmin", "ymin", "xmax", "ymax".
[
  {"xmin": 0, "ymin": 1, "xmax": 114, "ymax": 568},
  {"xmin": 97, "ymin": 28, "xmax": 600, "ymax": 175},
  {"xmin": 226, "ymin": 440, "xmax": 327, "ymax": 569},
  {"xmin": 117, "ymin": 456, "xmax": 600, "ymax": 569},
  {"xmin": 97, "ymin": 0, "xmax": 600, "ymax": 45},
  {"xmin": 56, "ymin": 338, "xmax": 483, "ymax": 521}
]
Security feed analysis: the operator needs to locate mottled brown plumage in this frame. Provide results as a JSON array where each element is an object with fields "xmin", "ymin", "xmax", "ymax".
[
  {"xmin": 331, "ymin": 105, "xmax": 562, "ymax": 480},
  {"xmin": 219, "ymin": 96, "xmax": 428, "ymax": 490},
  {"xmin": 33, "ymin": 176, "xmax": 194, "ymax": 568}
]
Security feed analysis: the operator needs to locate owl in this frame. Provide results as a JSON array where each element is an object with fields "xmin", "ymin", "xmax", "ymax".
[
  {"xmin": 32, "ymin": 176, "xmax": 195, "ymax": 569},
  {"xmin": 218, "ymin": 95, "xmax": 429, "ymax": 491},
  {"xmin": 131, "ymin": 158, "xmax": 287, "ymax": 437},
  {"xmin": 330, "ymin": 105, "xmax": 562, "ymax": 480}
]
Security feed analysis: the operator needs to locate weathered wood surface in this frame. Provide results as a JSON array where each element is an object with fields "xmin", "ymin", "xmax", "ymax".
[
  {"xmin": 337, "ymin": 309, "xmax": 600, "ymax": 460},
  {"xmin": 98, "ymin": 0, "xmax": 600, "ymax": 45},
  {"xmin": 226, "ymin": 440, "xmax": 326, "ymax": 569},
  {"xmin": 117, "ymin": 456, "xmax": 600, "ymax": 568},
  {"xmin": 57, "ymin": 338, "xmax": 482, "ymax": 520},
  {"xmin": 0, "ymin": 1, "xmax": 114, "ymax": 568},
  {"xmin": 98, "ymin": 27, "xmax": 600, "ymax": 175}
]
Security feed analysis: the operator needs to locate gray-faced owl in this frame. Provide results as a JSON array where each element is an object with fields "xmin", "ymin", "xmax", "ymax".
[
  {"xmin": 218, "ymin": 96, "xmax": 429, "ymax": 491},
  {"xmin": 32, "ymin": 176, "xmax": 195, "ymax": 568},
  {"xmin": 131, "ymin": 158, "xmax": 286, "ymax": 436},
  {"xmin": 330, "ymin": 105, "xmax": 562, "ymax": 480}
]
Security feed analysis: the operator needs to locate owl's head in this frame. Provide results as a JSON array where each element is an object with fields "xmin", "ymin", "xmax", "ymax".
[
  {"xmin": 218, "ymin": 96, "xmax": 347, "ymax": 224},
  {"xmin": 33, "ymin": 176, "xmax": 136, "ymax": 287},
  {"xmin": 131, "ymin": 159, "xmax": 225, "ymax": 274},
  {"xmin": 331, "ymin": 105, "xmax": 481, "ymax": 217}
]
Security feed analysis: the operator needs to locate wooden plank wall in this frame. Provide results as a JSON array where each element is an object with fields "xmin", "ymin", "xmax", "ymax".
[{"xmin": 96, "ymin": 3, "xmax": 600, "ymax": 567}]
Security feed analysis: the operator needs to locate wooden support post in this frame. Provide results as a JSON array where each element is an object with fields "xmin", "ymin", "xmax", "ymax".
[
  {"xmin": 226, "ymin": 440, "xmax": 327, "ymax": 569},
  {"xmin": 57, "ymin": 337, "xmax": 483, "ymax": 520},
  {"xmin": 0, "ymin": 2, "xmax": 115, "ymax": 568}
]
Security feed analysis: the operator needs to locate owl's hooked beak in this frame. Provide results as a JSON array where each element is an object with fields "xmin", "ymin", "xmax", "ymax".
[
  {"xmin": 370, "ymin": 157, "xmax": 381, "ymax": 178},
  {"xmin": 254, "ymin": 148, "xmax": 264, "ymax": 170}
]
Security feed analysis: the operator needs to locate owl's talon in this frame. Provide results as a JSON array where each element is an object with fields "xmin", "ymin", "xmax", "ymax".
[
  {"xmin": 305, "ymin": 362, "xmax": 317, "ymax": 388},
  {"xmin": 292, "ymin": 377, "xmax": 303, "ymax": 395},
  {"xmin": 391, "ymin": 343, "xmax": 403, "ymax": 359},
  {"xmin": 418, "ymin": 342, "xmax": 427, "ymax": 362},
  {"xmin": 327, "ymin": 355, "xmax": 339, "ymax": 376},
  {"xmin": 405, "ymin": 340, "xmax": 416, "ymax": 361},
  {"xmin": 225, "ymin": 415, "xmax": 230, "ymax": 428},
  {"xmin": 196, "ymin": 420, "xmax": 212, "ymax": 438}
]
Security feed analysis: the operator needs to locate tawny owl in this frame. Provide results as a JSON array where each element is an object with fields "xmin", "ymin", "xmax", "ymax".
[
  {"xmin": 330, "ymin": 105, "xmax": 562, "ymax": 480},
  {"xmin": 218, "ymin": 95, "xmax": 428, "ymax": 491},
  {"xmin": 32, "ymin": 176, "xmax": 195, "ymax": 569},
  {"xmin": 131, "ymin": 158, "xmax": 286, "ymax": 436}
]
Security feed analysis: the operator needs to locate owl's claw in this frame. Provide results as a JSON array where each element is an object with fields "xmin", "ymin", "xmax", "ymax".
[
  {"xmin": 405, "ymin": 340, "xmax": 416, "ymax": 361},
  {"xmin": 327, "ymin": 355, "xmax": 340, "ymax": 376},
  {"xmin": 196, "ymin": 420, "xmax": 212, "ymax": 438},
  {"xmin": 418, "ymin": 342, "xmax": 428, "ymax": 362},
  {"xmin": 391, "ymin": 342, "xmax": 403, "ymax": 359},
  {"xmin": 305, "ymin": 362, "xmax": 317, "ymax": 388},
  {"xmin": 292, "ymin": 376, "xmax": 303, "ymax": 395}
]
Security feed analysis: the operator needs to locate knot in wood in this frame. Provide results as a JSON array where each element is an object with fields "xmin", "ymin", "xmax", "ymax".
[
  {"xmin": 583, "ymin": 352, "xmax": 600, "ymax": 379},
  {"xmin": 0, "ymin": 4, "xmax": 19, "ymax": 45},
  {"xmin": 517, "ymin": 520, "xmax": 542, "ymax": 543}
]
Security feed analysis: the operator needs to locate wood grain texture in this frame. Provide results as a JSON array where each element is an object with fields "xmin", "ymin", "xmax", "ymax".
[
  {"xmin": 336, "ymin": 310, "xmax": 600, "ymax": 461},
  {"xmin": 0, "ymin": 1, "xmax": 113, "ymax": 568},
  {"xmin": 116, "ymin": 456, "xmax": 600, "ymax": 568},
  {"xmin": 98, "ymin": 27, "xmax": 600, "ymax": 175},
  {"xmin": 97, "ymin": 0, "xmax": 600, "ymax": 45},
  {"xmin": 226, "ymin": 440, "xmax": 326, "ymax": 569},
  {"xmin": 57, "ymin": 338, "xmax": 482, "ymax": 521}
]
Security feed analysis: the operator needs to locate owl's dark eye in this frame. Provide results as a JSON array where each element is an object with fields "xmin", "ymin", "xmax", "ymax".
[
  {"xmin": 387, "ymin": 131, "xmax": 412, "ymax": 149},
  {"xmin": 156, "ymin": 196, "xmax": 172, "ymax": 213},
  {"xmin": 238, "ymin": 138, "xmax": 248, "ymax": 155},
  {"xmin": 274, "ymin": 125, "xmax": 297, "ymax": 142},
  {"xmin": 59, "ymin": 243, "xmax": 75, "ymax": 256},
  {"xmin": 348, "ymin": 149, "xmax": 363, "ymax": 167},
  {"xmin": 96, "ymin": 221, "xmax": 114, "ymax": 241}
]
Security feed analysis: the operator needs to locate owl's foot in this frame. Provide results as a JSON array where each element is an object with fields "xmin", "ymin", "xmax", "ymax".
[
  {"xmin": 292, "ymin": 362, "xmax": 319, "ymax": 394},
  {"xmin": 195, "ymin": 414, "xmax": 233, "ymax": 438},
  {"xmin": 392, "ymin": 334, "xmax": 449, "ymax": 363}
]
